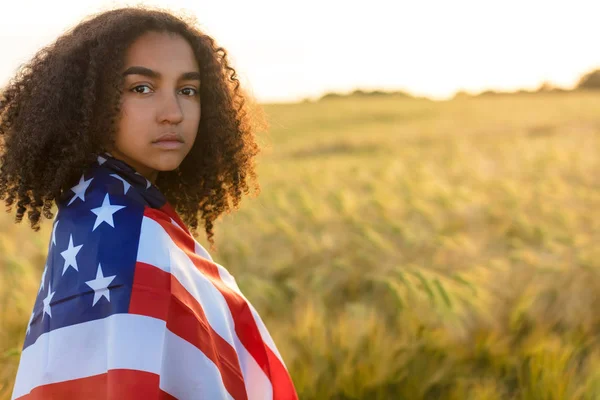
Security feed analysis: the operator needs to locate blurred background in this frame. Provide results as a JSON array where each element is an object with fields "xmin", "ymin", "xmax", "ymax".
[{"xmin": 2, "ymin": 1, "xmax": 600, "ymax": 399}]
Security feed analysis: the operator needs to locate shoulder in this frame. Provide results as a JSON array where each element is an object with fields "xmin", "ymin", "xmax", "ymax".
[
  {"xmin": 53, "ymin": 166, "xmax": 149, "ymax": 250},
  {"xmin": 57, "ymin": 164, "xmax": 149, "ymax": 213},
  {"xmin": 25, "ymin": 166, "xmax": 151, "ymax": 349}
]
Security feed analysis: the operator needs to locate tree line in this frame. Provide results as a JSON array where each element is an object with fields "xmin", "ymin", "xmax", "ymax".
[{"xmin": 315, "ymin": 68, "xmax": 600, "ymax": 102}]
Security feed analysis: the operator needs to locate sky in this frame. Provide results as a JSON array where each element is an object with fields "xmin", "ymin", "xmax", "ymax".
[{"xmin": 1, "ymin": 0, "xmax": 599, "ymax": 103}]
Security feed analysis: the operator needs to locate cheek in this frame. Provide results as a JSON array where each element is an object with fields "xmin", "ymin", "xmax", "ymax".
[
  {"xmin": 120, "ymin": 99, "xmax": 150, "ymax": 126},
  {"xmin": 185, "ymin": 102, "xmax": 201, "ymax": 126},
  {"xmin": 116, "ymin": 101, "xmax": 151, "ymax": 147},
  {"xmin": 182, "ymin": 103, "xmax": 201, "ymax": 140}
]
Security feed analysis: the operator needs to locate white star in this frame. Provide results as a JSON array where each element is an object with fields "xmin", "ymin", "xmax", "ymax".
[
  {"xmin": 39, "ymin": 264, "xmax": 47, "ymax": 293},
  {"xmin": 51, "ymin": 219, "xmax": 59, "ymax": 246},
  {"xmin": 67, "ymin": 175, "xmax": 94, "ymax": 206},
  {"xmin": 60, "ymin": 234, "xmax": 83, "ymax": 275},
  {"xmin": 42, "ymin": 281, "xmax": 56, "ymax": 319},
  {"xmin": 90, "ymin": 193, "xmax": 126, "ymax": 231},
  {"xmin": 109, "ymin": 174, "xmax": 131, "ymax": 194},
  {"xmin": 97, "ymin": 155, "xmax": 107, "ymax": 165},
  {"xmin": 26, "ymin": 311, "xmax": 34, "ymax": 335},
  {"xmin": 85, "ymin": 263, "xmax": 117, "ymax": 306}
]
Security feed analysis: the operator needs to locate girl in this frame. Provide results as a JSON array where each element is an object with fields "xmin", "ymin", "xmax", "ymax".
[{"xmin": 1, "ymin": 6, "xmax": 297, "ymax": 400}]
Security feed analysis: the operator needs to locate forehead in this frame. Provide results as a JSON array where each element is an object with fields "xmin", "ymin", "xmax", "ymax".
[{"xmin": 123, "ymin": 31, "xmax": 199, "ymax": 72}]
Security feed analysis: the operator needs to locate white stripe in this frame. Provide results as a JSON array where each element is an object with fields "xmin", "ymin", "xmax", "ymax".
[
  {"xmin": 138, "ymin": 216, "xmax": 273, "ymax": 400},
  {"xmin": 194, "ymin": 240, "xmax": 214, "ymax": 262},
  {"xmin": 211, "ymin": 256, "xmax": 287, "ymax": 368},
  {"xmin": 12, "ymin": 314, "xmax": 232, "ymax": 400},
  {"xmin": 161, "ymin": 329, "xmax": 234, "ymax": 400},
  {"xmin": 247, "ymin": 301, "xmax": 287, "ymax": 367}
]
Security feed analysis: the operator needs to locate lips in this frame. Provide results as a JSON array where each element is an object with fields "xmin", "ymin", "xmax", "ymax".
[{"xmin": 154, "ymin": 132, "xmax": 183, "ymax": 143}]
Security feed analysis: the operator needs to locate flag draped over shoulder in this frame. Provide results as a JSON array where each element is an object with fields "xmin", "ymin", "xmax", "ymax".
[{"xmin": 11, "ymin": 152, "xmax": 298, "ymax": 400}]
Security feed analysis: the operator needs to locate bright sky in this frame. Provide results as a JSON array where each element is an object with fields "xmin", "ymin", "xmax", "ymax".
[{"xmin": 1, "ymin": 0, "xmax": 599, "ymax": 103}]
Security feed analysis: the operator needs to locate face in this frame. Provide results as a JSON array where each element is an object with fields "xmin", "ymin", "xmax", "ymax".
[{"xmin": 109, "ymin": 31, "xmax": 201, "ymax": 183}]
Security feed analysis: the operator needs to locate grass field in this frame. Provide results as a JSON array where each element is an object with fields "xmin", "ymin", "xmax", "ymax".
[{"xmin": 1, "ymin": 92, "xmax": 600, "ymax": 399}]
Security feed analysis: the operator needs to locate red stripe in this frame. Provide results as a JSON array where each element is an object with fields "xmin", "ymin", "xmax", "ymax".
[
  {"xmin": 15, "ymin": 369, "xmax": 176, "ymax": 400},
  {"xmin": 147, "ymin": 205, "xmax": 298, "ymax": 400},
  {"xmin": 161, "ymin": 202, "xmax": 190, "ymax": 234},
  {"xmin": 129, "ymin": 261, "xmax": 248, "ymax": 400},
  {"xmin": 265, "ymin": 345, "xmax": 298, "ymax": 400}
]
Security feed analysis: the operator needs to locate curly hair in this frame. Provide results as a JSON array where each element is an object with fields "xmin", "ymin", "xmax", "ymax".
[{"xmin": 0, "ymin": 6, "xmax": 267, "ymax": 250}]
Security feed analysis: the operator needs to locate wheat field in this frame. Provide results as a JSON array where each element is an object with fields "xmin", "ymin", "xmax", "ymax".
[{"xmin": 1, "ymin": 92, "xmax": 600, "ymax": 399}]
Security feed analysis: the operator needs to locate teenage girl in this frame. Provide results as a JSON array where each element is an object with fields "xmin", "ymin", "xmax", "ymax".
[{"xmin": 1, "ymin": 7, "xmax": 297, "ymax": 400}]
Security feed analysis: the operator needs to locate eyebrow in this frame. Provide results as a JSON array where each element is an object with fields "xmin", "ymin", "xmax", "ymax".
[{"xmin": 122, "ymin": 66, "xmax": 201, "ymax": 81}]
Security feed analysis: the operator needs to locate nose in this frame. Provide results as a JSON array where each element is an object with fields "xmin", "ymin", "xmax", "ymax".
[{"xmin": 157, "ymin": 91, "xmax": 184, "ymax": 125}]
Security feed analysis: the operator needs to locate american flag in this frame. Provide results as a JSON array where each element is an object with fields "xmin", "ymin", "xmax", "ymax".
[{"xmin": 11, "ymin": 152, "xmax": 298, "ymax": 400}]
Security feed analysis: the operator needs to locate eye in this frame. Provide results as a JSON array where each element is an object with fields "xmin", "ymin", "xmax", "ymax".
[
  {"xmin": 131, "ymin": 85, "xmax": 152, "ymax": 94},
  {"xmin": 180, "ymin": 87, "xmax": 199, "ymax": 97}
]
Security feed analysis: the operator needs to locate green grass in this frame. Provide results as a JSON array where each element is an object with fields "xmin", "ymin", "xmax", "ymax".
[{"xmin": 2, "ymin": 92, "xmax": 600, "ymax": 399}]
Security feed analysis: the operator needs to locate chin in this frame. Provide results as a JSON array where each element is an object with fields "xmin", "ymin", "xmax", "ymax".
[
  {"xmin": 153, "ymin": 157, "xmax": 185, "ymax": 172},
  {"xmin": 155, "ymin": 162, "xmax": 182, "ymax": 172}
]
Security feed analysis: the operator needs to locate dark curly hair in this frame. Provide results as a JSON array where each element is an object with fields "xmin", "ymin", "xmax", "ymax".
[{"xmin": 0, "ymin": 6, "xmax": 267, "ymax": 249}]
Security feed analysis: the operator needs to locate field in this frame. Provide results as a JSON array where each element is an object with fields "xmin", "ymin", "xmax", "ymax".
[{"xmin": 1, "ymin": 92, "xmax": 600, "ymax": 399}]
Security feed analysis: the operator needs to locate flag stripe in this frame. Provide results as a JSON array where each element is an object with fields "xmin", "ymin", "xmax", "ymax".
[
  {"xmin": 129, "ymin": 261, "xmax": 248, "ymax": 400},
  {"xmin": 15, "ymin": 369, "xmax": 176, "ymax": 400},
  {"xmin": 137, "ymin": 215, "xmax": 274, "ymax": 400},
  {"xmin": 212, "ymin": 254, "xmax": 286, "ymax": 365},
  {"xmin": 212, "ymin": 265, "xmax": 296, "ymax": 400},
  {"xmin": 159, "ymin": 322, "xmax": 235, "ymax": 400},
  {"xmin": 11, "ymin": 313, "xmax": 233, "ymax": 400},
  {"xmin": 146, "ymin": 207, "xmax": 298, "ymax": 400}
]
